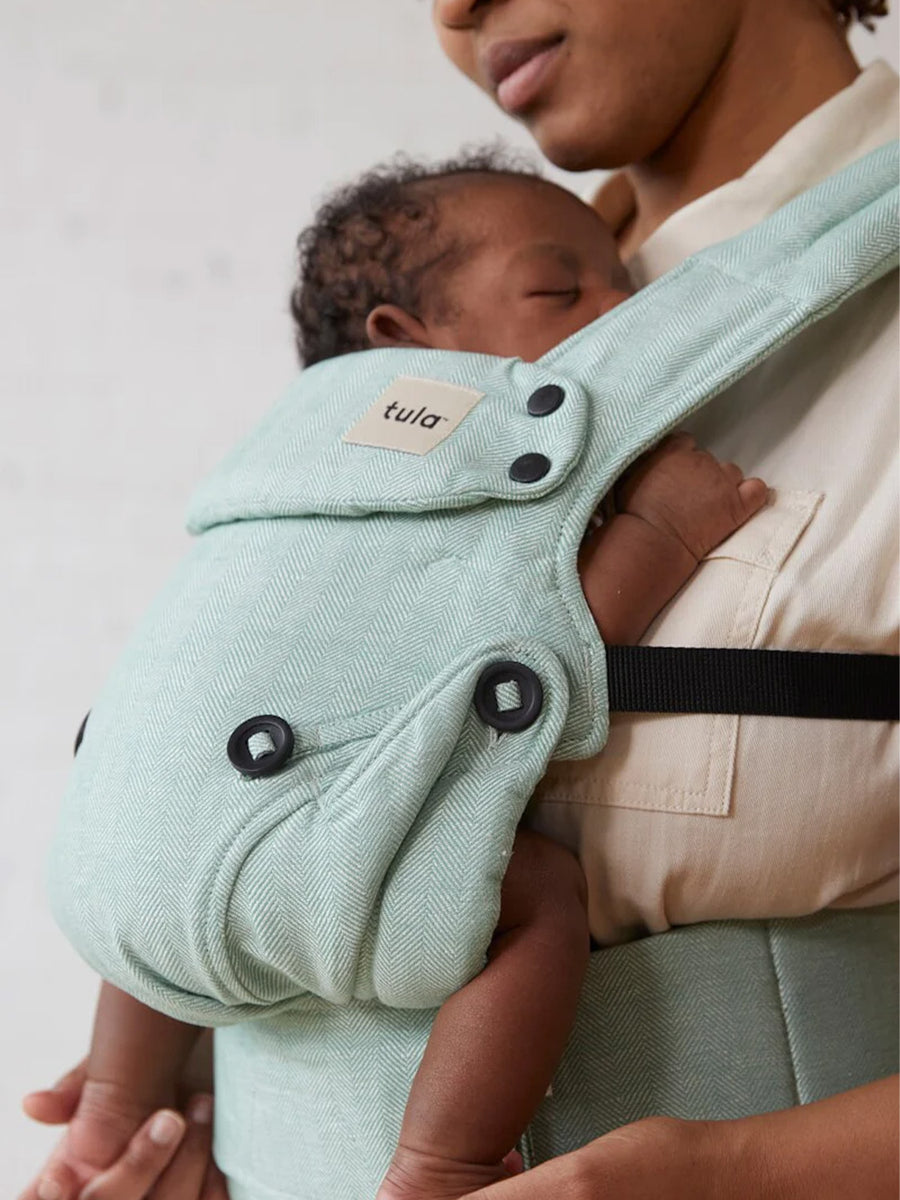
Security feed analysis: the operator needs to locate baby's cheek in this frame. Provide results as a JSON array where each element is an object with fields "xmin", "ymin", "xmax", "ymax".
[
  {"xmin": 597, "ymin": 287, "xmax": 632, "ymax": 318},
  {"xmin": 518, "ymin": 311, "xmax": 591, "ymax": 362}
]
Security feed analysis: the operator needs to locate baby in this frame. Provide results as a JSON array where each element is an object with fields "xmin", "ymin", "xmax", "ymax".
[{"xmin": 27, "ymin": 151, "xmax": 766, "ymax": 1200}]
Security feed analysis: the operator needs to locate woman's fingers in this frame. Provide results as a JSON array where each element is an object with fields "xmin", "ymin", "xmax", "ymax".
[
  {"xmin": 17, "ymin": 1156, "xmax": 81, "ymax": 1200},
  {"xmin": 146, "ymin": 1094, "xmax": 220, "ymax": 1200},
  {"xmin": 465, "ymin": 1116, "xmax": 718, "ymax": 1198},
  {"xmin": 463, "ymin": 1149, "xmax": 595, "ymax": 1198},
  {"xmin": 501, "ymin": 1150, "xmax": 524, "ymax": 1175},
  {"xmin": 72, "ymin": 1097, "xmax": 228, "ymax": 1200},
  {"xmin": 22, "ymin": 1061, "xmax": 89, "ymax": 1125},
  {"xmin": 78, "ymin": 1111, "xmax": 186, "ymax": 1200}
]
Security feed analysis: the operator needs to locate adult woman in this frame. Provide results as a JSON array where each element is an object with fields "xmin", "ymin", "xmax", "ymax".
[
  {"xmin": 430, "ymin": 0, "xmax": 899, "ymax": 1196},
  {"xmin": 23, "ymin": 1, "xmax": 897, "ymax": 1196}
]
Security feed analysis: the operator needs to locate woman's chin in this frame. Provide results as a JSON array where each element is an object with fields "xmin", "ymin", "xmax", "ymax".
[{"xmin": 524, "ymin": 112, "xmax": 639, "ymax": 173}]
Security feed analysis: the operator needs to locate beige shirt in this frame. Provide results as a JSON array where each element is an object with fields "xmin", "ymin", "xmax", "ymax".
[{"xmin": 531, "ymin": 61, "xmax": 899, "ymax": 947}]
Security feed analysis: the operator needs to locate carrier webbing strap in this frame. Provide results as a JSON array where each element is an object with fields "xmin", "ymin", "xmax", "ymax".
[{"xmin": 606, "ymin": 646, "xmax": 899, "ymax": 720}]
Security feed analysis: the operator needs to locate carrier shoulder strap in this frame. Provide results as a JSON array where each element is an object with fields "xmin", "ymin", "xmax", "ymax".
[{"xmin": 599, "ymin": 144, "xmax": 900, "ymax": 724}]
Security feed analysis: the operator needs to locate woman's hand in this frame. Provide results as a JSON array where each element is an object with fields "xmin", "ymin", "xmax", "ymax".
[
  {"xmin": 22, "ymin": 1060, "xmax": 90, "ymax": 1129},
  {"xmin": 20, "ymin": 1095, "xmax": 228, "ymax": 1200},
  {"xmin": 464, "ymin": 1077, "xmax": 899, "ymax": 1200},
  {"xmin": 21, "ymin": 1099, "xmax": 227, "ymax": 1200},
  {"xmin": 466, "ymin": 1116, "xmax": 728, "ymax": 1199},
  {"xmin": 21, "ymin": 1044, "xmax": 229, "ymax": 1200}
]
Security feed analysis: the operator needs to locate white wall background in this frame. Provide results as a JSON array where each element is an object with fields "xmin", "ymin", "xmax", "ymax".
[{"xmin": 2, "ymin": 2, "xmax": 896, "ymax": 1187}]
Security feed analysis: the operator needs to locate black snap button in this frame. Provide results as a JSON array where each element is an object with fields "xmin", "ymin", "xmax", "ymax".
[
  {"xmin": 74, "ymin": 711, "xmax": 90, "ymax": 756},
  {"xmin": 527, "ymin": 384, "xmax": 565, "ymax": 417},
  {"xmin": 227, "ymin": 715, "xmax": 295, "ymax": 777},
  {"xmin": 509, "ymin": 453, "xmax": 551, "ymax": 483},
  {"xmin": 475, "ymin": 661, "xmax": 543, "ymax": 732}
]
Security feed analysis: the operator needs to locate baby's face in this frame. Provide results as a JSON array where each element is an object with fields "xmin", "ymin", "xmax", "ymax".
[{"xmin": 426, "ymin": 175, "xmax": 631, "ymax": 361}]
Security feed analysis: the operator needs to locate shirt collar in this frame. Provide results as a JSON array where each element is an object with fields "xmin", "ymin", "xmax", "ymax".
[{"xmin": 596, "ymin": 60, "xmax": 899, "ymax": 286}]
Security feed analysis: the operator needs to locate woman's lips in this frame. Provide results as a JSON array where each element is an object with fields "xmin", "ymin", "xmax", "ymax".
[{"xmin": 484, "ymin": 37, "xmax": 565, "ymax": 115}]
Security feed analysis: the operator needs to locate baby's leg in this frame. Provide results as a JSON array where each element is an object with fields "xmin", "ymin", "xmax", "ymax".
[{"xmin": 376, "ymin": 829, "xmax": 590, "ymax": 1200}]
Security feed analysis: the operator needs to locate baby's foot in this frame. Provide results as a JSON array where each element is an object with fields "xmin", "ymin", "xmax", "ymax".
[{"xmin": 376, "ymin": 1144, "xmax": 514, "ymax": 1200}]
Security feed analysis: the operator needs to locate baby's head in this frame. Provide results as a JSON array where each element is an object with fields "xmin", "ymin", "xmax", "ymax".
[{"xmin": 291, "ymin": 149, "xmax": 632, "ymax": 367}]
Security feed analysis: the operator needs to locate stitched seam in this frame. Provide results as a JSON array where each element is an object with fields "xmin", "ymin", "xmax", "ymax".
[
  {"xmin": 763, "ymin": 921, "xmax": 802, "ymax": 1107},
  {"xmin": 551, "ymin": 499, "xmax": 609, "ymax": 756}
]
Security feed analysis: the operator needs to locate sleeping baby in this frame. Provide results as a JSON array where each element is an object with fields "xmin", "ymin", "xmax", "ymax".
[{"xmin": 28, "ymin": 149, "xmax": 766, "ymax": 1200}]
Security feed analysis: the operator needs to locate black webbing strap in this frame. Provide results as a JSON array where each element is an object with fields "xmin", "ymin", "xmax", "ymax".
[{"xmin": 606, "ymin": 646, "xmax": 899, "ymax": 721}]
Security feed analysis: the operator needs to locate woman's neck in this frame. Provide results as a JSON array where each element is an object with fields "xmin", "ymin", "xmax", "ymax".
[{"xmin": 618, "ymin": 3, "xmax": 860, "ymax": 257}]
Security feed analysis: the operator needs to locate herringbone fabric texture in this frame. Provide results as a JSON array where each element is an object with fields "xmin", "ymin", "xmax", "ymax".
[
  {"xmin": 47, "ymin": 141, "xmax": 898, "ymax": 1030},
  {"xmin": 214, "ymin": 907, "xmax": 898, "ymax": 1200}
]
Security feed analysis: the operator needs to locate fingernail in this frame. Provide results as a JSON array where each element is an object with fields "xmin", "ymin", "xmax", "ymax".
[
  {"xmin": 149, "ymin": 1110, "xmax": 184, "ymax": 1145},
  {"xmin": 37, "ymin": 1179, "xmax": 62, "ymax": 1200},
  {"xmin": 187, "ymin": 1093, "xmax": 213, "ymax": 1125}
]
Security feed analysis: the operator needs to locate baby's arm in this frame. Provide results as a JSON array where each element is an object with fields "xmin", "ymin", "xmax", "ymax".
[
  {"xmin": 579, "ymin": 432, "xmax": 768, "ymax": 644},
  {"xmin": 378, "ymin": 829, "xmax": 589, "ymax": 1200},
  {"xmin": 27, "ymin": 981, "xmax": 202, "ymax": 1194}
]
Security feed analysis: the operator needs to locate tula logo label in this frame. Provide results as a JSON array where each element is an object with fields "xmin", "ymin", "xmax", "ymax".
[
  {"xmin": 343, "ymin": 376, "xmax": 484, "ymax": 455},
  {"xmin": 382, "ymin": 399, "xmax": 446, "ymax": 429}
]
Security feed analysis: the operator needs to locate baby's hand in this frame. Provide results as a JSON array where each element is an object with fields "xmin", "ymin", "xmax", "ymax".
[{"xmin": 615, "ymin": 432, "xmax": 768, "ymax": 562}]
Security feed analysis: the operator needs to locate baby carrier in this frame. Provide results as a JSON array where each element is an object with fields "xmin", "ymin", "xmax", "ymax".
[{"xmin": 49, "ymin": 142, "xmax": 898, "ymax": 1198}]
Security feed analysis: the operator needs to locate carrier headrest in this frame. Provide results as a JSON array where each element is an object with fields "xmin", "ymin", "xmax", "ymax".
[{"xmin": 187, "ymin": 347, "xmax": 592, "ymax": 531}]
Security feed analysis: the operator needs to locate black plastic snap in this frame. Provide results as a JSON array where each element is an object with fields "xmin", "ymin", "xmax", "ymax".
[
  {"xmin": 227, "ymin": 715, "xmax": 295, "ymax": 777},
  {"xmin": 74, "ymin": 711, "xmax": 90, "ymax": 756},
  {"xmin": 527, "ymin": 384, "xmax": 565, "ymax": 417},
  {"xmin": 475, "ymin": 661, "xmax": 543, "ymax": 732},
  {"xmin": 509, "ymin": 453, "xmax": 551, "ymax": 483}
]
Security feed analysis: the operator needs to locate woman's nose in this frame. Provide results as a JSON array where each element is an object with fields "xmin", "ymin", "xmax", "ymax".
[{"xmin": 433, "ymin": 0, "xmax": 493, "ymax": 31}]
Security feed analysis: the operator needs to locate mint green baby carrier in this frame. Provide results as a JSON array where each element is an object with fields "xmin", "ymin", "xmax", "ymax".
[{"xmin": 48, "ymin": 143, "xmax": 898, "ymax": 1199}]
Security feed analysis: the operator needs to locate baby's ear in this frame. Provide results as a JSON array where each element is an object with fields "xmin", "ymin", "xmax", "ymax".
[{"xmin": 365, "ymin": 305, "xmax": 432, "ymax": 350}]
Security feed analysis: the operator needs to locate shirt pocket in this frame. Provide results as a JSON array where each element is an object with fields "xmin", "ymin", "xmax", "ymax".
[{"xmin": 538, "ymin": 488, "xmax": 822, "ymax": 816}]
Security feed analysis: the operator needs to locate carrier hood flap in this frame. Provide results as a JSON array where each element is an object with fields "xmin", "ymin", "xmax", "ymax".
[
  {"xmin": 188, "ymin": 140, "xmax": 899, "ymax": 535},
  {"xmin": 187, "ymin": 350, "xmax": 591, "ymax": 532}
]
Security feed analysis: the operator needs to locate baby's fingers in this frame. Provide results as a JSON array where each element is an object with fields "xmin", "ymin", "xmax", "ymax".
[
  {"xmin": 78, "ymin": 1111, "xmax": 185, "ymax": 1200},
  {"xmin": 664, "ymin": 430, "xmax": 698, "ymax": 450},
  {"xmin": 718, "ymin": 459, "xmax": 745, "ymax": 485},
  {"xmin": 737, "ymin": 476, "xmax": 769, "ymax": 517}
]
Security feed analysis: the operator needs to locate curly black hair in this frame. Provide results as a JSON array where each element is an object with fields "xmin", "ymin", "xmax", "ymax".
[
  {"xmin": 831, "ymin": 0, "xmax": 889, "ymax": 27},
  {"xmin": 290, "ymin": 146, "xmax": 543, "ymax": 366}
]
